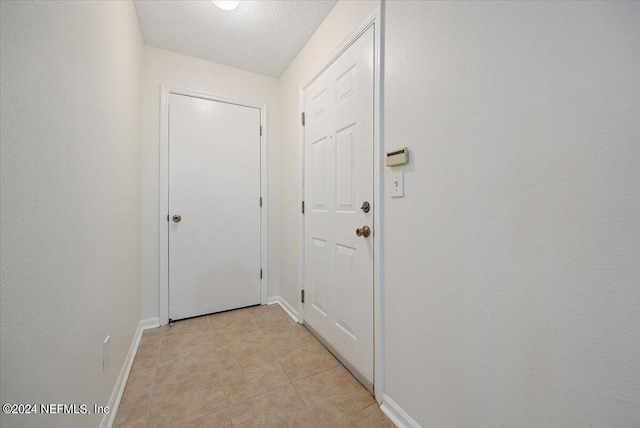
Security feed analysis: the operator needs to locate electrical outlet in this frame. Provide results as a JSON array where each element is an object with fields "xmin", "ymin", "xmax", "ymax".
[{"xmin": 103, "ymin": 335, "xmax": 110, "ymax": 372}]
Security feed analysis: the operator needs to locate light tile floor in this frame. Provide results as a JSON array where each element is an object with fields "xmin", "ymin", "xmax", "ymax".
[{"xmin": 114, "ymin": 304, "xmax": 394, "ymax": 427}]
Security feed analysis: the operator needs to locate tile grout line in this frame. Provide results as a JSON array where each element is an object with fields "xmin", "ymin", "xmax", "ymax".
[
  {"xmin": 215, "ymin": 311, "xmax": 282, "ymax": 411},
  {"xmin": 231, "ymin": 306, "xmax": 318, "ymax": 424},
  {"xmin": 289, "ymin": 362, "xmax": 341, "ymax": 384},
  {"xmin": 291, "ymin": 364, "xmax": 374, "ymax": 427},
  {"xmin": 205, "ymin": 316, "xmax": 231, "ymax": 415},
  {"xmin": 226, "ymin": 387, "xmax": 291, "ymax": 409},
  {"xmin": 142, "ymin": 332, "xmax": 161, "ymax": 428},
  {"xmin": 126, "ymin": 307, "xmax": 373, "ymax": 427},
  {"xmin": 281, "ymin": 360, "xmax": 322, "ymax": 428},
  {"xmin": 152, "ymin": 317, "xmax": 226, "ymax": 426},
  {"xmin": 207, "ymin": 316, "xmax": 232, "ymax": 421}
]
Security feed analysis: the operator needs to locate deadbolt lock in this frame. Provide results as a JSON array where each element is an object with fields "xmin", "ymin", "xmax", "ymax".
[
  {"xmin": 172, "ymin": 214, "xmax": 182, "ymax": 223},
  {"xmin": 355, "ymin": 225, "xmax": 371, "ymax": 238},
  {"xmin": 361, "ymin": 201, "xmax": 370, "ymax": 213}
]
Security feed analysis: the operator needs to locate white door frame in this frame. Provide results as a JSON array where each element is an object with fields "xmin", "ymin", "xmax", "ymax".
[
  {"xmin": 159, "ymin": 85, "xmax": 268, "ymax": 325},
  {"xmin": 297, "ymin": 7, "xmax": 384, "ymax": 403}
]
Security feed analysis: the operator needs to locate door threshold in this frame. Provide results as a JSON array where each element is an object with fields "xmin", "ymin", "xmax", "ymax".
[{"xmin": 169, "ymin": 303, "xmax": 261, "ymax": 324}]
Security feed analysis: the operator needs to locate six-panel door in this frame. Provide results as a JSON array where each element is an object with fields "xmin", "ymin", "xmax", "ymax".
[{"xmin": 303, "ymin": 25, "xmax": 375, "ymax": 385}]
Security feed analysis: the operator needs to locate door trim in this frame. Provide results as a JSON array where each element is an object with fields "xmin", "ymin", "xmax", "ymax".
[
  {"xmin": 159, "ymin": 85, "xmax": 268, "ymax": 325},
  {"xmin": 297, "ymin": 6, "xmax": 384, "ymax": 403}
]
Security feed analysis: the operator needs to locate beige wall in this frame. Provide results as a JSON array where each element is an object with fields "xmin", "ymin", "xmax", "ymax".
[
  {"xmin": 139, "ymin": 46, "xmax": 282, "ymax": 320},
  {"xmin": 3, "ymin": 2, "xmax": 638, "ymax": 427},
  {"xmin": 278, "ymin": 0, "xmax": 379, "ymax": 313},
  {"xmin": 383, "ymin": 1, "xmax": 640, "ymax": 426},
  {"xmin": 0, "ymin": 1, "xmax": 143, "ymax": 427}
]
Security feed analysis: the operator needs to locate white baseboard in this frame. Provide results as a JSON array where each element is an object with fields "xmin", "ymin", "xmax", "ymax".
[
  {"xmin": 380, "ymin": 394, "xmax": 421, "ymax": 428},
  {"xmin": 100, "ymin": 322, "xmax": 143, "ymax": 428},
  {"xmin": 100, "ymin": 318, "xmax": 160, "ymax": 428},
  {"xmin": 141, "ymin": 317, "xmax": 160, "ymax": 330},
  {"xmin": 267, "ymin": 295, "xmax": 299, "ymax": 323},
  {"xmin": 277, "ymin": 297, "xmax": 299, "ymax": 323}
]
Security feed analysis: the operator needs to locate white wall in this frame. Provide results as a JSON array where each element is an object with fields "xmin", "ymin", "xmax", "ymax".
[
  {"xmin": 0, "ymin": 1, "xmax": 143, "ymax": 427},
  {"xmin": 139, "ymin": 46, "xmax": 281, "ymax": 320},
  {"xmin": 383, "ymin": 1, "xmax": 640, "ymax": 427},
  {"xmin": 278, "ymin": 0, "xmax": 379, "ymax": 312}
]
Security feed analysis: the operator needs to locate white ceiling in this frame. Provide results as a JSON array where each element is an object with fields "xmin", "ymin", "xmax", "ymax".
[{"xmin": 133, "ymin": 0, "xmax": 338, "ymax": 78}]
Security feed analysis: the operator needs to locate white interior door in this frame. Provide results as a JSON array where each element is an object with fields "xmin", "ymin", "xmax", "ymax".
[
  {"xmin": 169, "ymin": 94, "xmax": 261, "ymax": 321},
  {"xmin": 303, "ymin": 25, "xmax": 375, "ymax": 386}
]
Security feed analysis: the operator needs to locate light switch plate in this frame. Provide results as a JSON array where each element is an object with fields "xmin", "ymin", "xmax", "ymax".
[{"xmin": 391, "ymin": 171, "xmax": 404, "ymax": 197}]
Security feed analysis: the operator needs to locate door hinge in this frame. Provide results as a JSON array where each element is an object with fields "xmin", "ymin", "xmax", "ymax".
[
  {"xmin": 167, "ymin": 214, "xmax": 169, "ymax": 222},
  {"xmin": 301, "ymin": 290, "xmax": 305, "ymax": 303},
  {"xmin": 260, "ymin": 125, "xmax": 262, "ymax": 136},
  {"xmin": 260, "ymin": 269, "xmax": 263, "ymax": 279},
  {"xmin": 260, "ymin": 197, "xmax": 262, "ymax": 207},
  {"xmin": 301, "ymin": 112, "xmax": 305, "ymax": 126},
  {"xmin": 301, "ymin": 200, "xmax": 305, "ymax": 214}
]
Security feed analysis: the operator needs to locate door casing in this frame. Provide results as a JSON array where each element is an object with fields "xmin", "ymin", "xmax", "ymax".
[
  {"xmin": 298, "ymin": 7, "xmax": 383, "ymax": 403},
  {"xmin": 159, "ymin": 85, "xmax": 268, "ymax": 325}
]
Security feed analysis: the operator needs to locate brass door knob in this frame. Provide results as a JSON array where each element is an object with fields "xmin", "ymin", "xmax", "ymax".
[
  {"xmin": 361, "ymin": 201, "xmax": 370, "ymax": 213},
  {"xmin": 172, "ymin": 214, "xmax": 182, "ymax": 223},
  {"xmin": 355, "ymin": 225, "xmax": 371, "ymax": 238}
]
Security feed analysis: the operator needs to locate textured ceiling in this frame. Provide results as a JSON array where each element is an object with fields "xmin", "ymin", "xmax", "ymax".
[{"xmin": 134, "ymin": 0, "xmax": 338, "ymax": 78}]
